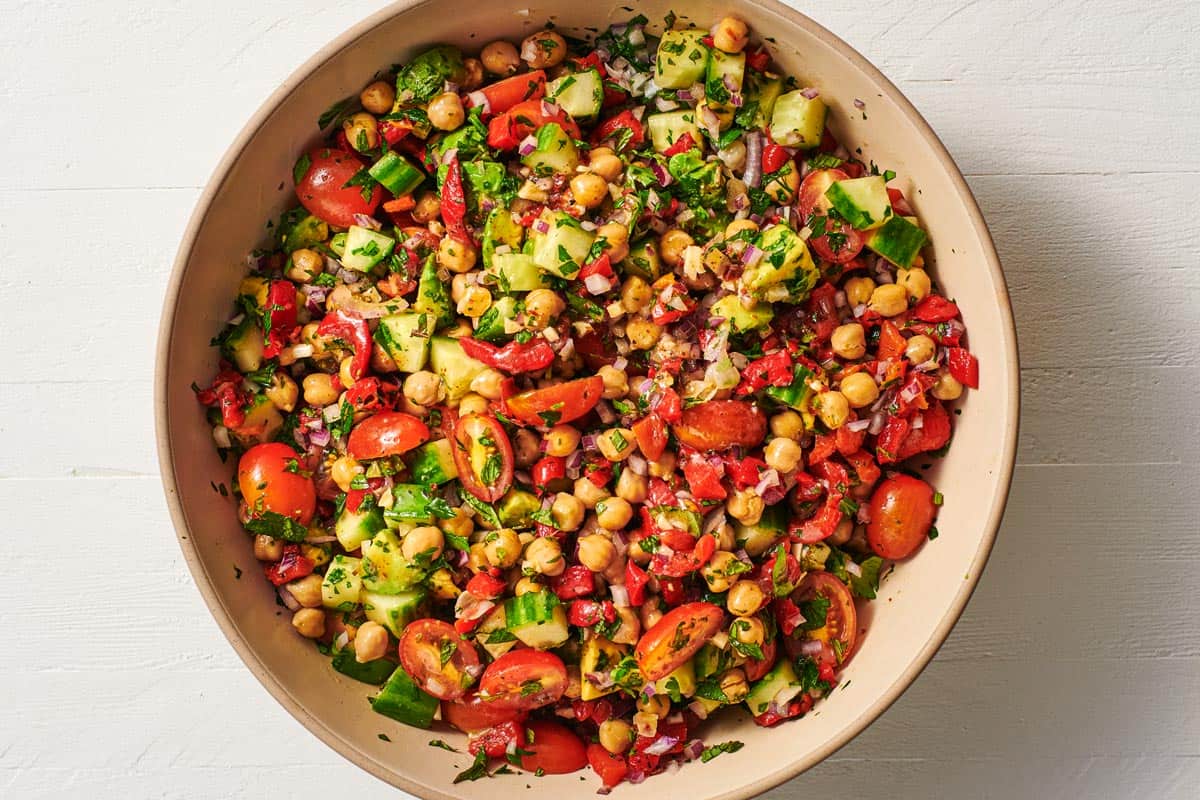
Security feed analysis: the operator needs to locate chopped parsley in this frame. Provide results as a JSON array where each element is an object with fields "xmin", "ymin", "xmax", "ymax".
[{"xmin": 700, "ymin": 740, "xmax": 744, "ymax": 762}]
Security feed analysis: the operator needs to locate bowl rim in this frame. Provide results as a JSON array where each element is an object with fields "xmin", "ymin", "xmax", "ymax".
[{"xmin": 155, "ymin": 1, "xmax": 1020, "ymax": 796}]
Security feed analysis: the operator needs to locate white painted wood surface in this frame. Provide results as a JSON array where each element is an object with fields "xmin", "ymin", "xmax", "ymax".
[{"xmin": 2, "ymin": 0, "xmax": 1198, "ymax": 797}]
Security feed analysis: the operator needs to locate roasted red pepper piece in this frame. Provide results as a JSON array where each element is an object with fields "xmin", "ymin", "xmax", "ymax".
[
  {"xmin": 808, "ymin": 433, "xmax": 836, "ymax": 466},
  {"xmin": 624, "ymin": 560, "xmax": 650, "ymax": 606},
  {"xmin": 745, "ymin": 46, "xmax": 771, "ymax": 72},
  {"xmin": 466, "ymin": 572, "xmax": 507, "ymax": 600},
  {"xmin": 591, "ymin": 109, "xmax": 645, "ymax": 152},
  {"xmin": 761, "ymin": 143, "xmax": 791, "ymax": 174},
  {"xmin": 875, "ymin": 415, "xmax": 911, "ymax": 464},
  {"xmin": 439, "ymin": 154, "xmax": 470, "ymax": 243},
  {"xmin": 650, "ymin": 280, "xmax": 695, "ymax": 325},
  {"xmin": 458, "ymin": 337, "xmax": 556, "ymax": 374},
  {"xmin": 876, "ymin": 320, "xmax": 907, "ymax": 361},
  {"xmin": 912, "ymin": 295, "xmax": 960, "ymax": 323},
  {"xmin": 568, "ymin": 599, "xmax": 618, "ymax": 627},
  {"xmin": 648, "ymin": 387, "xmax": 682, "ymax": 424},
  {"xmin": 724, "ymin": 455, "xmax": 768, "ymax": 489},
  {"xmin": 681, "ymin": 456, "xmax": 727, "ymax": 501},
  {"xmin": 736, "ymin": 349, "xmax": 793, "ymax": 396},
  {"xmin": 844, "ymin": 449, "xmax": 882, "ymax": 490},
  {"xmin": 196, "ymin": 367, "xmax": 248, "ymax": 430},
  {"xmin": 263, "ymin": 280, "xmax": 299, "ymax": 358},
  {"xmin": 264, "ymin": 544, "xmax": 314, "ymax": 586},
  {"xmin": 316, "ymin": 309, "xmax": 371, "ymax": 381},
  {"xmin": 947, "ymin": 347, "xmax": 979, "ymax": 388},
  {"xmin": 650, "ymin": 533, "xmax": 717, "ymax": 578},
  {"xmin": 662, "ymin": 131, "xmax": 696, "ymax": 158},
  {"xmin": 798, "ymin": 461, "xmax": 849, "ymax": 543},
  {"xmin": 631, "ymin": 414, "xmax": 668, "ymax": 462},
  {"xmin": 344, "ymin": 377, "xmax": 384, "ymax": 411}
]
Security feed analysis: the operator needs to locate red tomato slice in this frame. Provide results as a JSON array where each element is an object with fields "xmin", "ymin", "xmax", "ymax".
[
  {"xmin": 672, "ymin": 400, "xmax": 767, "ymax": 452},
  {"xmin": 397, "ymin": 619, "xmax": 481, "ymax": 701},
  {"xmin": 294, "ymin": 147, "xmax": 380, "ymax": 228},
  {"xmin": 504, "ymin": 376, "xmax": 604, "ymax": 427},
  {"xmin": 634, "ymin": 602, "xmax": 725, "ymax": 681},
  {"xmin": 478, "ymin": 650, "xmax": 569, "ymax": 712},
  {"xmin": 442, "ymin": 691, "xmax": 524, "ymax": 733},
  {"xmin": 452, "ymin": 413, "xmax": 515, "ymax": 502},
  {"xmin": 631, "ymin": 414, "xmax": 668, "ymax": 461},
  {"xmin": 797, "ymin": 168, "xmax": 849, "ymax": 219},
  {"xmin": 587, "ymin": 743, "xmax": 628, "ymax": 788},
  {"xmin": 895, "ymin": 401, "xmax": 952, "ymax": 461},
  {"xmin": 237, "ymin": 443, "xmax": 316, "ymax": 524},
  {"xmin": 794, "ymin": 571, "xmax": 858, "ymax": 661},
  {"xmin": 519, "ymin": 720, "xmax": 588, "ymax": 775},
  {"xmin": 947, "ymin": 347, "xmax": 979, "ymax": 388},
  {"xmin": 347, "ymin": 412, "xmax": 430, "ymax": 460},
  {"xmin": 866, "ymin": 473, "xmax": 936, "ymax": 560},
  {"xmin": 809, "ymin": 220, "xmax": 865, "ymax": 264},
  {"xmin": 478, "ymin": 70, "xmax": 546, "ymax": 114}
]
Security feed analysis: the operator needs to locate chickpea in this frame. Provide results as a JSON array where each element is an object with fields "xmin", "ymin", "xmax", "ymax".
[
  {"xmin": 354, "ymin": 621, "xmax": 389, "ymax": 662},
  {"xmin": 718, "ymin": 668, "xmax": 749, "ymax": 703},
  {"xmin": 402, "ymin": 526, "xmax": 445, "ymax": 562},
  {"xmin": 597, "ymin": 427, "xmax": 637, "ymax": 461},
  {"xmin": 370, "ymin": 342, "xmax": 397, "ymax": 374},
  {"xmin": 763, "ymin": 162, "xmax": 800, "ymax": 203},
  {"xmin": 770, "ymin": 410, "xmax": 804, "ymax": 440},
  {"xmin": 524, "ymin": 536, "xmax": 565, "ymax": 576},
  {"xmin": 726, "ymin": 580, "xmax": 765, "ymax": 617},
  {"xmin": 831, "ymin": 323, "xmax": 867, "ymax": 360},
  {"xmin": 840, "ymin": 372, "xmax": 880, "ymax": 409},
  {"xmin": 342, "ymin": 112, "xmax": 379, "ymax": 153},
  {"xmin": 437, "ymin": 235, "xmax": 477, "ymax": 273},
  {"xmin": 302, "ymin": 373, "xmax": 339, "ymax": 407},
  {"xmin": 301, "ymin": 322, "xmax": 328, "ymax": 354},
  {"xmin": 615, "ymin": 469, "xmax": 647, "ymax": 504},
  {"xmin": 458, "ymin": 286, "xmax": 493, "ymax": 318},
  {"xmin": 597, "ymin": 365, "xmax": 628, "ymax": 399},
  {"xmin": 725, "ymin": 219, "xmax": 759, "ymax": 240},
  {"xmin": 637, "ymin": 692, "xmax": 670, "ymax": 718},
  {"xmin": 715, "ymin": 522, "xmax": 736, "ymax": 552},
  {"xmin": 625, "ymin": 317, "xmax": 663, "ymax": 351},
  {"xmin": 702, "ymin": 550, "xmax": 740, "ymax": 593},
  {"xmin": 588, "ymin": 147, "xmax": 624, "ymax": 182},
  {"xmin": 338, "ymin": 356, "xmax": 358, "ymax": 389},
  {"xmin": 439, "ymin": 506, "xmax": 474, "ymax": 540},
  {"xmin": 905, "ymin": 334, "xmax": 937, "ymax": 365},
  {"xmin": 577, "ymin": 534, "xmax": 616, "ymax": 572},
  {"xmin": 291, "ymin": 608, "xmax": 326, "ymax": 639},
  {"xmin": 627, "ymin": 536, "xmax": 653, "ymax": 565},
  {"xmin": 330, "ymin": 455, "xmax": 363, "ymax": 493},
  {"xmin": 647, "ymin": 451, "xmax": 676, "ymax": 478},
  {"xmin": 360, "ymin": 80, "xmax": 396, "ymax": 115},
  {"xmin": 712, "ymin": 16, "xmax": 750, "ymax": 53},
  {"xmin": 570, "ymin": 172, "xmax": 609, "ymax": 209},
  {"xmin": 428, "ymin": 91, "xmax": 465, "ymax": 131},
  {"xmin": 524, "ymin": 288, "xmax": 566, "ymax": 328},
  {"xmin": 521, "ymin": 30, "xmax": 567, "ymax": 69},
  {"xmin": 253, "ymin": 534, "xmax": 284, "ymax": 562},
  {"xmin": 717, "ymin": 138, "xmax": 747, "ymax": 171},
  {"xmin": 597, "ymin": 222, "xmax": 630, "ymax": 263},
  {"xmin": 599, "ymin": 719, "xmax": 634, "ymax": 755},
  {"xmin": 869, "ymin": 283, "xmax": 909, "ymax": 317},
  {"xmin": 288, "ymin": 248, "xmax": 323, "ymax": 283},
  {"xmin": 765, "ymin": 436, "xmax": 803, "ymax": 473},
  {"xmin": 829, "ymin": 517, "xmax": 854, "ymax": 547},
  {"xmin": 450, "ymin": 273, "xmax": 472, "ymax": 304},
  {"xmin": 595, "ymin": 497, "xmax": 633, "ymax": 531},
  {"xmin": 551, "ymin": 492, "xmax": 586, "ymax": 532},
  {"xmin": 458, "ymin": 392, "xmax": 490, "ymax": 416},
  {"xmin": 844, "ymin": 276, "xmax": 876, "ymax": 308},
  {"xmin": 545, "ymin": 425, "xmax": 581, "ymax": 458},
  {"xmin": 468, "ymin": 368, "xmax": 504, "ymax": 401},
  {"xmin": 403, "ymin": 370, "xmax": 444, "ymax": 407},
  {"xmin": 481, "ymin": 40, "xmax": 521, "ymax": 75},
  {"xmin": 513, "ymin": 428, "xmax": 540, "ymax": 467},
  {"xmin": 513, "ymin": 576, "xmax": 542, "ymax": 596},
  {"xmin": 611, "ymin": 607, "xmax": 641, "ymax": 645},
  {"xmin": 814, "ymin": 390, "xmax": 851, "ymax": 429},
  {"xmin": 658, "ymin": 228, "xmax": 694, "ymax": 267},
  {"xmin": 285, "ymin": 574, "xmax": 324, "ymax": 608},
  {"xmin": 726, "ymin": 488, "xmax": 764, "ymax": 526},
  {"xmin": 412, "ymin": 191, "xmax": 441, "ymax": 224},
  {"xmin": 932, "ymin": 371, "xmax": 964, "ymax": 401},
  {"xmin": 639, "ymin": 597, "xmax": 664, "ymax": 629},
  {"xmin": 461, "ymin": 57, "xmax": 484, "ymax": 90},
  {"xmin": 897, "ymin": 267, "xmax": 932, "ymax": 301},
  {"xmin": 620, "ymin": 276, "xmax": 653, "ymax": 313},
  {"xmin": 467, "ymin": 542, "xmax": 490, "ymax": 573},
  {"xmin": 731, "ymin": 615, "xmax": 766, "ymax": 646},
  {"xmin": 484, "ymin": 529, "xmax": 522, "ymax": 568},
  {"xmin": 264, "ymin": 372, "xmax": 299, "ymax": 412}
]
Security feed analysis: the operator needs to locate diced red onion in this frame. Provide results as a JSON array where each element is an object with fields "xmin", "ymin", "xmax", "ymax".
[
  {"xmin": 584, "ymin": 273, "xmax": 614, "ymax": 295},
  {"xmin": 868, "ymin": 412, "xmax": 887, "ymax": 435},
  {"xmin": 853, "ymin": 303, "xmax": 867, "ymax": 318},
  {"xmin": 801, "ymin": 87, "xmax": 820, "ymax": 100},
  {"xmin": 741, "ymin": 244, "xmax": 764, "ymax": 268},
  {"xmin": 278, "ymin": 587, "xmax": 301, "ymax": 611},
  {"xmin": 723, "ymin": 74, "xmax": 739, "ymax": 93},
  {"xmin": 627, "ymin": 452, "xmax": 647, "ymax": 476},
  {"xmin": 729, "ymin": 92, "xmax": 744, "ymax": 107},
  {"xmin": 642, "ymin": 735, "xmax": 680, "ymax": 756},
  {"xmin": 580, "ymin": 434, "xmax": 598, "ymax": 451},
  {"xmin": 585, "ymin": 671, "xmax": 616, "ymax": 690},
  {"xmin": 676, "ymin": 88, "xmax": 694, "ymax": 102},
  {"xmin": 900, "ymin": 383, "xmax": 921, "ymax": 403},
  {"xmin": 655, "ymin": 96, "xmax": 679, "ymax": 112},
  {"xmin": 518, "ymin": 135, "xmax": 538, "ymax": 156},
  {"xmin": 743, "ymin": 131, "xmax": 763, "ymax": 188},
  {"xmin": 566, "ymin": 449, "xmax": 586, "ymax": 478},
  {"xmin": 687, "ymin": 702, "xmax": 709, "ymax": 722},
  {"xmin": 846, "ymin": 418, "xmax": 871, "ymax": 433},
  {"xmin": 440, "ymin": 147, "xmax": 458, "ymax": 166},
  {"xmin": 628, "ymin": 25, "xmax": 645, "ymax": 46},
  {"xmin": 352, "ymin": 213, "xmax": 381, "ymax": 231},
  {"xmin": 641, "ymin": 683, "xmax": 656, "ymax": 698},
  {"xmin": 650, "ymin": 160, "xmax": 673, "ymax": 187},
  {"xmin": 912, "ymin": 414, "xmax": 925, "ymax": 430},
  {"xmin": 702, "ymin": 509, "xmax": 728, "ymax": 536},
  {"xmin": 626, "ymin": 769, "xmax": 646, "ymax": 785},
  {"xmin": 612, "ymin": 356, "xmax": 628, "ymax": 372},
  {"xmin": 595, "ymin": 400, "xmax": 617, "ymax": 424},
  {"xmin": 754, "ymin": 468, "xmax": 782, "ymax": 496},
  {"xmin": 799, "ymin": 639, "xmax": 824, "ymax": 656},
  {"xmin": 533, "ymin": 219, "xmax": 550, "ymax": 234},
  {"xmin": 610, "ymin": 584, "xmax": 630, "ymax": 607},
  {"xmin": 833, "ymin": 290, "xmax": 847, "ymax": 309},
  {"xmin": 845, "ymin": 560, "xmax": 863, "ymax": 577},
  {"xmin": 853, "ymin": 98, "xmax": 866, "ymax": 110}
]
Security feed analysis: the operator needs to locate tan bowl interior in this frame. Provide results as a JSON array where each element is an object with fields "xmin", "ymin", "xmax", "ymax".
[{"xmin": 156, "ymin": 1, "xmax": 1019, "ymax": 797}]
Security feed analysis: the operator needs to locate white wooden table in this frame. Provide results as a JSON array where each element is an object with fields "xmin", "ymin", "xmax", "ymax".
[{"xmin": 3, "ymin": 1, "xmax": 1197, "ymax": 797}]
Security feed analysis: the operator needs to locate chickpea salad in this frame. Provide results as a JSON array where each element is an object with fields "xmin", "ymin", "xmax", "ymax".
[{"xmin": 196, "ymin": 11, "xmax": 979, "ymax": 791}]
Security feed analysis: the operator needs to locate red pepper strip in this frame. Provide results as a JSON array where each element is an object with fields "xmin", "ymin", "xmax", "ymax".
[
  {"xmin": 439, "ymin": 154, "xmax": 470, "ymax": 243},
  {"xmin": 631, "ymin": 414, "xmax": 668, "ymax": 462},
  {"xmin": 913, "ymin": 295, "xmax": 960, "ymax": 323},
  {"xmin": 799, "ymin": 461, "xmax": 849, "ymax": 543},
  {"xmin": 657, "ymin": 576, "xmax": 689, "ymax": 606},
  {"xmin": 316, "ymin": 309, "xmax": 371, "ymax": 381},
  {"xmin": 843, "ymin": 449, "xmax": 881, "ymax": 490},
  {"xmin": 745, "ymin": 46, "xmax": 772, "ymax": 72},
  {"xmin": 808, "ymin": 434, "xmax": 836, "ymax": 466},
  {"xmin": 197, "ymin": 370, "xmax": 247, "ymax": 430},
  {"xmin": 591, "ymin": 109, "xmax": 645, "ymax": 152},
  {"xmin": 835, "ymin": 416, "xmax": 866, "ymax": 456},
  {"xmin": 344, "ymin": 377, "xmax": 383, "ymax": 411},
  {"xmin": 624, "ymin": 560, "xmax": 650, "ymax": 606},
  {"xmin": 876, "ymin": 320, "xmax": 907, "ymax": 361},
  {"xmin": 724, "ymin": 455, "xmax": 768, "ymax": 490},
  {"xmin": 947, "ymin": 347, "xmax": 979, "ymax": 388},
  {"xmin": 551, "ymin": 565, "xmax": 595, "ymax": 601},
  {"xmin": 736, "ymin": 349, "xmax": 793, "ymax": 396},
  {"xmin": 681, "ymin": 456, "xmax": 727, "ymax": 501},
  {"xmin": 469, "ymin": 720, "xmax": 526, "ymax": 758},
  {"xmin": 458, "ymin": 337, "xmax": 555, "ymax": 374},
  {"xmin": 774, "ymin": 597, "xmax": 804, "ymax": 636},
  {"xmin": 264, "ymin": 544, "xmax": 314, "ymax": 586},
  {"xmin": 262, "ymin": 280, "xmax": 298, "ymax": 358},
  {"xmin": 662, "ymin": 131, "xmax": 696, "ymax": 158},
  {"xmin": 466, "ymin": 572, "xmax": 507, "ymax": 600},
  {"xmin": 378, "ymin": 118, "xmax": 413, "ymax": 146},
  {"xmin": 875, "ymin": 415, "xmax": 910, "ymax": 464}
]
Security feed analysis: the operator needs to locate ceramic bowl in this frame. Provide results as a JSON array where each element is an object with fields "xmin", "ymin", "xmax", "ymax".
[{"xmin": 156, "ymin": 1, "xmax": 1019, "ymax": 797}]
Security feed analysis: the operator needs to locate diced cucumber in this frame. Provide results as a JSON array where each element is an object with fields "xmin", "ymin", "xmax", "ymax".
[
  {"xmin": 331, "ymin": 647, "xmax": 396, "ymax": 685},
  {"xmin": 770, "ymin": 89, "xmax": 827, "ymax": 149},
  {"xmin": 522, "ymin": 123, "xmax": 580, "ymax": 175},
  {"xmin": 429, "ymin": 336, "xmax": 489, "ymax": 401},
  {"xmin": 371, "ymin": 665, "xmax": 439, "ymax": 728},
  {"xmin": 705, "ymin": 50, "xmax": 745, "ymax": 112},
  {"xmin": 221, "ymin": 317, "xmax": 264, "ymax": 373},
  {"xmin": 488, "ymin": 252, "xmax": 550, "ymax": 293},
  {"xmin": 654, "ymin": 29, "xmax": 710, "ymax": 89},
  {"xmin": 530, "ymin": 212, "xmax": 594, "ymax": 278},
  {"xmin": 475, "ymin": 604, "xmax": 518, "ymax": 660},
  {"xmin": 710, "ymin": 294, "xmax": 773, "ymax": 333},
  {"xmin": 765, "ymin": 364, "xmax": 816, "ymax": 411},
  {"xmin": 385, "ymin": 483, "xmax": 439, "ymax": 525},
  {"xmin": 735, "ymin": 503, "xmax": 790, "ymax": 557},
  {"xmin": 647, "ymin": 110, "xmax": 702, "ymax": 154},
  {"xmin": 654, "ymin": 659, "xmax": 697, "ymax": 700},
  {"xmin": 473, "ymin": 295, "xmax": 519, "ymax": 343},
  {"xmin": 620, "ymin": 238, "xmax": 662, "ymax": 281},
  {"xmin": 547, "ymin": 69, "xmax": 604, "ymax": 120},
  {"xmin": 362, "ymin": 588, "xmax": 426, "ymax": 637},
  {"xmin": 745, "ymin": 659, "xmax": 801, "ymax": 717},
  {"xmin": 335, "ymin": 505, "xmax": 386, "ymax": 551},
  {"xmin": 341, "ymin": 225, "xmax": 395, "ymax": 272},
  {"xmin": 743, "ymin": 224, "xmax": 819, "ymax": 298},
  {"xmin": 693, "ymin": 642, "xmax": 732, "ymax": 681},
  {"xmin": 231, "ymin": 395, "xmax": 282, "ymax": 445},
  {"xmin": 282, "ymin": 214, "xmax": 329, "ymax": 253},
  {"xmin": 413, "ymin": 255, "xmax": 454, "ymax": 328},
  {"xmin": 361, "ymin": 529, "xmax": 425, "ymax": 594},
  {"xmin": 497, "ymin": 489, "xmax": 540, "ymax": 527},
  {"xmin": 374, "ymin": 311, "xmax": 436, "ymax": 373},
  {"xmin": 368, "ymin": 151, "xmax": 425, "ymax": 197},
  {"xmin": 482, "ymin": 207, "xmax": 525, "ymax": 270},
  {"xmin": 580, "ymin": 637, "xmax": 628, "ymax": 700},
  {"xmin": 825, "ymin": 176, "xmax": 893, "ymax": 230},
  {"xmin": 408, "ymin": 439, "xmax": 459, "ymax": 485},
  {"xmin": 865, "ymin": 215, "xmax": 928, "ymax": 268},
  {"xmin": 505, "ymin": 590, "xmax": 570, "ymax": 650},
  {"xmin": 329, "ymin": 232, "xmax": 347, "ymax": 258},
  {"xmin": 321, "ymin": 554, "xmax": 364, "ymax": 611},
  {"xmin": 740, "ymin": 71, "xmax": 784, "ymax": 130}
]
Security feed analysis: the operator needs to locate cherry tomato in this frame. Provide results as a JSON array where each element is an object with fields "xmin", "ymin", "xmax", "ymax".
[
  {"xmin": 442, "ymin": 691, "xmax": 524, "ymax": 733},
  {"xmin": 742, "ymin": 635, "xmax": 778, "ymax": 682},
  {"xmin": 809, "ymin": 220, "xmax": 864, "ymax": 264},
  {"xmin": 672, "ymin": 400, "xmax": 767, "ymax": 452},
  {"xmin": 587, "ymin": 742, "xmax": 628, "ymax": 788},
  {"xmin": 452, "ymin": 413, "xmax": 515, "ymax": 503},
  {"xmin": 531, "ymin": 455, "xmax": 570, "ymax": 494},
  {"xmin": 237, "ymin": 443, "xmax": 316, "ymax": 524},
  {"xmin": 634, "ymin": 602, "xmax": 725, "ymax": 681},
  {"xmin": 504, "ymin": 376, "xmax": 604, "ymax": 427},
  {"xmin": 866, "ymin": 474, "xmax": 936, "ymax": 560},
  {"xmin": 519, "ymin": 720, "xmax": 588, "ymax": 775},
  {"xmin": 294, "ymin": 147, "xmax": 380, "ymax": 228},
  {"xmin": 347, "ymin": 412, "xmax": 430, "ymax": 460},
  {"xmin": 797, "ymin": 168, "xmax": 849, "ymax": 219},
  {"xmin": 398, "ymin": 619, "xmax": 481, "ymax": 701},
  {"xmin": 794, "ymin": 571, "xmax": 858, "ymax": 660},
  {"xmin": 478, "ymin": 650, "xmax": 569, "ymax": 711}
]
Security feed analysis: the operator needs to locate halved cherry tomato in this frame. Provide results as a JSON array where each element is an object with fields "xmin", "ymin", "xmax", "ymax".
[
  {"xmin": 866, "ymin": 474, "xmax": 936, "ymax": 560},
  {"xmin": 442, "ymin": 691, "xmax": 524, "ymax": 733},
  {"xmin": 587, "ymin": 743, "xmax": 628, "ymax": 788},
  {"xmin": 480, "ymin": 650, "xmax": 569, "ymax": 712},
  {"xmin": 347, "ymin": 412, "xmax": 430, "ymax": 460},
  {"xmin": 519, "ymin": 720, "xmax": 588, "ymax": 775},
  {"xmin": 793, "ymin": 571, "xmax": 858, "ymax": 661},
  {"xmin": 809, "ymin": 219, "xmax": 865, "ymax": 264},
  {"xmin": 742, "ymin": 634, "xmax": 778, "ymax": 682},
  {"xmin": 469, "ymin": 719, "xmax": 526, "ymax": 758},
  {"xmin": 477, "ymin": 70, "xmax": 546, "ymax": 114},
  {"xmin": 237, "ymin": 443, "xmax": 316, "ymax": 524},
  {"xmin": 631, "ymin": 414, "xmax": 668, "ymax": 462},
  {"xmin": 591, "ymin": 109, "xmax": 645, "ymax": 152},
  {"xmin": 452, "ymin": 413, "xmax": 515, "ymax": 503},
  {"xmin": 634, "ymin": 602, "xmax": 725, "ymax": 681},
  {"xmin": 672, "ymin": 400, "xmax": 767, "ymax": 452},
  {"xmin": 531, "ymin": 455, "xmax": 569, "ymax": 494},
  {"xmin": 761, "ymin": 142, "xmax": 791, "ymax": 174},
  {"xmin": 797, "ymin": 168, "xmax": 849, "ymax": 219},
  {"xmin": 398, "ymin": 619, "xmax": 481, "ymax": 701},
  {"xmin": 504, "ymin": 376, "xmax": 603, "ymax": 427},
  {"xmin": 294, "ymin": 147, "xmax": 380, "ymax": 228}
]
